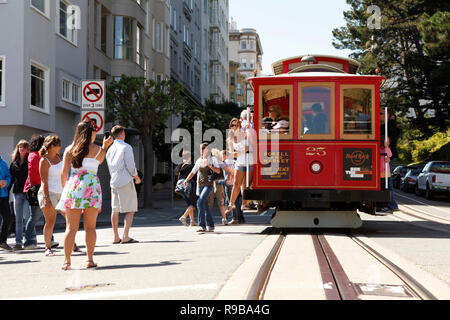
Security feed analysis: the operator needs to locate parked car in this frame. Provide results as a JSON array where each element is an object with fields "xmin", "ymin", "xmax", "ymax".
[
  {"xmin": 399, "ymin": 167, "xmax": 421, "ymax": 193},
  {"xmin": 392, "ymin": 165, "xmax": 409, "ymax": 189},
  {"xmin": 415, "ymin": 161, "xmax": 450, "ymax": 200}
]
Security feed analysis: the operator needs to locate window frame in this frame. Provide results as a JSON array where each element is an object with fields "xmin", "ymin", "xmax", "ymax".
[
  {"xmin": 30, "ymin": 0, "xmax": 50, "ymax": 19},
  {"xmin": 0, "ymin": 56, "xmax": 5, "ymax": 107},
  {"xmin": 30, "ymin": 60, "xmax": 50, "ymax": 114},
  {"xmin": 114, "ymin": 16, "xmax": 134, "ymax": 60},
  {"xmin": 62, "ymin": 78, "xmax": 80, "ymax": 106},
  {"xmin": 340, "ymin": 84, "xmax": 376, "ymax": 140},
  {"xmin": 298, "ymin": 82, "xmax": 335, "ymax": 140},
  {"xmin": 56, "ymin": 0, "xmax": 78, "ymax": 45},
  {"xmin": 259, "ymin": 85, "xmax": 294, "ymax": 140}
]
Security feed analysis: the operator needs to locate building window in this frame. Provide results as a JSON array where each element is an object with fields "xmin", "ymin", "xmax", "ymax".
[
  {"xmin": 114, "ymin": 16, "xmax": 134, "ymax": 60},
  {"xmin": 137, "ymin": 25, "xmax": 144, "ymax": 65},
  {"xmin": 230, "ymin": 72, "xmax": 235, "ymax": 86},
  {"xmin": 155, "ymin": 22, "xmax": 162, "ymax": 52},
  {"xmin": 62, "ymin": 80, "xmax": 70, "ymax": 100},
  {"xmin": 31, "ymin": 62, "xmax": 48, "ymax": 111},
  {"xmin": 101, "ymin": 6, "xmax": 108, "ymax": 53},
  {"xmin": 241, "ymin": 41, "xmax": 246, "ymax": 49},
  {"xmin": 241, "ymin": 58, "xmax": 247, "ymax": 68},
  {"xmin": 0, "ymin": 57, "xmax": 4, "ymax": 106},
  {"xmin": 62, "ymin": 79, "xmax": 80, "ymax": 106},
  {"xmin": 31, "ymin": 0, "xmax": 49, "ymax": 16},
  {"xmin": 72, "ymin": 83, "xmax": 80, "ymax": 104},
  {"xmin": 237, "ymin": 83, "xmax": 241, "ymax": 96},
  {"xmin": 173, "ymin": 10, "xmax": 177, "ymax": 31},
  {"xmin": 57, "ymin": 0, "xmax": 77, "ymax": 45}
]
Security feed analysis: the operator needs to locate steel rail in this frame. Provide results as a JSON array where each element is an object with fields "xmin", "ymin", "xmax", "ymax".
[
  {"xmin": 315, "ymin": 234, "xmax": 360, "ymax": 300},
  {"xmin": 349, "ymin": 233, "xmax": 437, "ymax": 300},
  {"xmin": 245, "ymin": 234, "xmax": 285, "ymax": 300}
]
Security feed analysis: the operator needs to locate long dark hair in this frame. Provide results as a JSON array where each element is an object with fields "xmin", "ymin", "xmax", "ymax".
[
  {"xmin": 71, "ymin": 120, "xmax": 95, "ymax": 169},
  {"xmin": 29, "ymin": 135, "xmax": 45, "ymax": 152}
]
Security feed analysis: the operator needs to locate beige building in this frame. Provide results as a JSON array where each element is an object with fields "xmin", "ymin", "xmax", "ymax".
[
  {"xmin": 229, "ymin": 61, "xmax": 246, "ymax": 107},
  {"xmin": 229, "ymin": 20, "xmax": 263, "ymax": 106}
]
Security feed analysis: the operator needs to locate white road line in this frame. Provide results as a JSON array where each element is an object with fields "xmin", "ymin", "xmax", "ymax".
[
  {"xmin": 396, "ymin": 193, "xmax": 450, "ymax": 214},
  {"xmin": 9, "ymin": 283, "xmax": 220, "ymax": 300}
]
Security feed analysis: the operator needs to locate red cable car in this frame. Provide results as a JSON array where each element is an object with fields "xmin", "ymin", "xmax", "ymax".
[{"xmin": 244, "ymin": 54, "xmax": 390, "ymax": 228}]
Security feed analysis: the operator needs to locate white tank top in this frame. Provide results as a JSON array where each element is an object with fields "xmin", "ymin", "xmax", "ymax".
[
  {"xmin": 76, "ymin": 146, "xmax": 102, "ymax": 174},
  {"xmin": 44, "ymin": 157, "xmax": 63, "ymax": 194}
]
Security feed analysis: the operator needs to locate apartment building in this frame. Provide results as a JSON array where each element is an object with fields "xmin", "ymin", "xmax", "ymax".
[
  {"xmin": 0, "ymin": 0, "xmax": 172, "ymax": 196},
  {"xmin": 169, "ymin": 0, "xmax": 202, "ymax": 106},
  {"xmin": 205, "ymin": 0, "xmax": 229, "ymax": 104},
  {"xmin": 229, "ymin": 21, "xmax": 263, "ymax": 106},
  {"xmin": 88, "ymin": 0, "xmax": 170, "ymax": 84},
  {"xmin": 0, "ymin": 0, "xmax": 88, "ymax": 161}
]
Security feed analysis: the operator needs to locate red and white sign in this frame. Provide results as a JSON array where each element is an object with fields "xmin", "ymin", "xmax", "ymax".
[
  {"xmin": 82, "ymin": 80, "xmax": 105, "ymax": 109},
  {"xmin": 82, "ymin": 110, "xmax": 104, "ymax": 134}
]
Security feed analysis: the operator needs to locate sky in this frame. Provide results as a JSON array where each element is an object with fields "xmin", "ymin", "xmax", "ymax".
[{"xmin": 229, "ymin": 0, "xmax": 354, "ymax": 75}]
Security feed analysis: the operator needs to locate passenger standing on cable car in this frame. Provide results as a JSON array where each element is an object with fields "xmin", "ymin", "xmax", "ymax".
[
  {"xmin": 377, "ymin": 136, "xmax": 396, "ymax": 214},
  {"xmin": 380, "ymin": 109, "xmax": 399, "ymax": 212},
  {"xmin": 225, "ymin": 118, "xmax": 256, "ymax": 214}
]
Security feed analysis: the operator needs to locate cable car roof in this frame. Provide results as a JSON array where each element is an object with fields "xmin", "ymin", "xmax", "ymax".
[{"xmin": 271, "ymin": 54, "xmax": 361, "ymax": 75}]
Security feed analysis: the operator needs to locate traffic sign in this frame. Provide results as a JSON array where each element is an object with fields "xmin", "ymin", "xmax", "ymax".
[
  {"xmin": 82, "ymin": 80, "xmax": 105, "ymax": 109},
  {"xmin": 82, "ymin": 110, "xmax": 104, "ymax": 134}
]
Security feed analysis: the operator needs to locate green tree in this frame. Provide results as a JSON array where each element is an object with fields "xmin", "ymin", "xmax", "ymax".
[
  {"xmin": 179, "ymin": 101, "xmax": 241, "ymax": 153},
  {"xmin": 332, "ymin": 0, "xmax": 450, "ymax": 139},
  {"xmin": 106, "ymin": 76, "xmax": 186, "ymax": 208}
]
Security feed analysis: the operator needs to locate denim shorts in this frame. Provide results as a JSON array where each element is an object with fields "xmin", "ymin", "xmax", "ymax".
[{"xmin": 236, "ymin": 165, "xmax": 254, "ymax": 173}]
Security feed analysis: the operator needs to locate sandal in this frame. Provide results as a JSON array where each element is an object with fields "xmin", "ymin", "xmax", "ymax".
[
  {"xmin": 73, "ymin": 243, "xmax": 82, "ymax": 253},
  {"xmin": 225, "ymin": 204, "xmax": 235, "ymax": 214},
  {"xmin": 61, "ymin": 262, "xmax": 71, "ymax": 271},
  {"xmin": 86, "ymin": 260, "xmax": 98, "ymax": 269},
  {"xmin": 45, "ymin": 248, "xmax": 55, "ymax": 257}
]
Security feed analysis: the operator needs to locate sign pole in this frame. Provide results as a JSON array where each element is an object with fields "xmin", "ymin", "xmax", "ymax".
[{"xmin": 385, "ymin": 107, "xmax": 388, "ymax": 190}]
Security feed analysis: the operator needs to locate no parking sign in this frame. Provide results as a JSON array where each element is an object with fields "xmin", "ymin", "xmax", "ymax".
[{"xmin": 82, "ymin": 110, "xmax": 104, "ymax": 134}]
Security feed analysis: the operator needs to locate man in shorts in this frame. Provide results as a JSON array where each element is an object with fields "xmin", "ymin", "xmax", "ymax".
[{"xmin": 106, "ymin": 126, "xmax": 141, "ymax": 244}]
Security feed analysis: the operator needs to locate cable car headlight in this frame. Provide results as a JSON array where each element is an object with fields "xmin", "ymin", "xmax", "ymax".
[{"xmin": 310, "ymin": 161, "xmax": 323, "ymax": 174}]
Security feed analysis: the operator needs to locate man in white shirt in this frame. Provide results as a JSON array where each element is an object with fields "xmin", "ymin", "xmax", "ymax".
[{"xmin": 106, "ymin": 126, "xmax": 141, "ymax": 244}]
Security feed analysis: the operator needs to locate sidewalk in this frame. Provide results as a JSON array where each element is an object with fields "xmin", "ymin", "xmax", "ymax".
[{"xmin": 32, "ymin": 188, "xmax": 187, "ymax": 232}]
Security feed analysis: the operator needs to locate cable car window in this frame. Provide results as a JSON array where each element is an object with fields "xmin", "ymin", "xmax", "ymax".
[
  {"xmin": 298, "ymin": 83, "xmax": 335, "ymax": 139},
  {"xmin": 302, "ymin": 87, "xmax": 331, "ymax": 135},
  {"xmin": 260, "ymin": 86, "xmax": 292, "ymax": 138},
  {"xmin": 343, "ymin": 88, "xmax": 372, "ymax": 135}
]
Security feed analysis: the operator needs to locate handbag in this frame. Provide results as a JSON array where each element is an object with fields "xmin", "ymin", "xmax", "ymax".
[
  {"xmin": 175, "ymin": 179, "xmax": 191, "ymax": 195},
  {"xmin": 208, "ymin": 168, "xmax": 224, "ymax": 182},
  {"xmin": 26, "ymin": 185, "xmax": 40, "ymax": 207}
]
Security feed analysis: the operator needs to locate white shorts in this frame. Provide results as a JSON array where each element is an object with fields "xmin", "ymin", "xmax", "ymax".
[
  {"xmin": 111, "ymin": 181, "xmax": 138, "ymax": 213},
  {"xmin": 38, "ymin": 188, "xmax": 61, "ymax": 210}
]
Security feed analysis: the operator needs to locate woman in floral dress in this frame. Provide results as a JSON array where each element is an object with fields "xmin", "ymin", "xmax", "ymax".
[{"xmin": 56, "ymin": 120, "xmax": 113, "ymax": 270}]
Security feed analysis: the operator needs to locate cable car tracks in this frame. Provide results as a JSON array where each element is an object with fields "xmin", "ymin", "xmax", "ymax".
[{"xmin": 218, "ymin": 230, "xmax": 445, "ymax": 300}]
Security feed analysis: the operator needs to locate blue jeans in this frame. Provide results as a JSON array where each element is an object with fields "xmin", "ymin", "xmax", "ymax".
[
  {"xmin": 13, "ymin": 193, "xmax": 34, "ymax": 245},
  {"xmin": 24, "ymin": 205, "xmax": 42, "ymax": 246},
  {"xmin": 380, "ymin": 177, "xmax": 398, "ymax": 210},
  {"xmin": 197, "ymin": 185, "xmax": 214, "ymax": 230}
]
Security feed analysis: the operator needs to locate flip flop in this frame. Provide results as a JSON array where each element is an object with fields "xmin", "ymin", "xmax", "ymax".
[
  {"xmin": 86, "ymin": 260, "xmax": 98, "ymax": 269},
  {"xmin": 113, "ymin": 240, "xmax": 122, "ymax": 244},
  {"xmin": 122, "ymin": 238, "xmax": 139, "ymax": 244}
]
